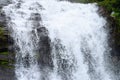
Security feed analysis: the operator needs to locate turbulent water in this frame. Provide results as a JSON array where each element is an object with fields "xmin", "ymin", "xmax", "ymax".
[{"xmin": 3, "ymin": 0, "xmax": 113, "ymax": 80}]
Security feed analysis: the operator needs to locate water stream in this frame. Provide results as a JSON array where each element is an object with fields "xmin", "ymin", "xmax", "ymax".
[{"xmin": 3, "ymin": 0, "xmax": 112, "ymax": 80}]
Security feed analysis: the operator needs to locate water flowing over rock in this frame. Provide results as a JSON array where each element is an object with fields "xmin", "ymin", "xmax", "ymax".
[
  {"xmin": 0, "ymin": 0, "xmax": 11, "ymax": 8},
  {"xmin": 2, "ymin": 0, "xmax": 115, "ymax": 80}
]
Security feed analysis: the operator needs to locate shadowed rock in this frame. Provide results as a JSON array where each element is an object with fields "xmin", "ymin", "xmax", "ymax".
[
  {"xmin": 0, "ymin": 67, "xmax": 16, "ymax": 80},
  {"xmin": 37, "ymin": 27, "xmax": 53, "ymax": 69},
  {"xmin": 0, "ymin": 1, "xmax": 15, "ymax": 79}
]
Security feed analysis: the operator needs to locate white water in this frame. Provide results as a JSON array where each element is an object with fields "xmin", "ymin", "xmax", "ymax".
[{"xmin": 3, "ymin": 0, "xmax": 112, "ymax": 80}]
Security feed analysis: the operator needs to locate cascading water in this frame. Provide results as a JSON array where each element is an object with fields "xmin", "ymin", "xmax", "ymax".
[{"xmin": 3, "ymin": 0, "xmax": 113, "ymax": 80}]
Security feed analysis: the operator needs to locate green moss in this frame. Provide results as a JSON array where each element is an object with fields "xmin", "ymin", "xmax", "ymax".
[
  {"xmin": 1, "ymin": 61, "xmax": 8, "ymax": 65},
  {"xmin": 0, "ymin": 27, "xmax": 6, "ymax": 40},
  {"xmin": 0, "ymin": 51, "xmax": 9, "ymax": 55},
  {"xmin": 0, "ymin": 26, "xmax": 9, "ymax": 48},
  {"xmin": 0, "ymin": 59, "xmax": 14, "ymax": 69},
  {"xmin": 0, "ymin": 59, "xmax": 8, "ymax": 65}
]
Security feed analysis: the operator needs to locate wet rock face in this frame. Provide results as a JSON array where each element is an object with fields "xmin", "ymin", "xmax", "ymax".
[
  {"xmin": 30, "ymin": 12, "xmax": 53, "ymax": 69},
  {"xmin": 112, "ymin": 46, "xmax": 120, "ymax": 57},
  {"xmin": 98, "ymin": 7, "xmax": 118, "ymax": 56},
  {"xmin": 0, "ymin": 67, "xmax": 16, "ymax": 80},
  {"xmin": 37, "ymin": 27, "xmax": 53, "ymax": 69},
  {"xmin": 0, "ymin": 33, "xmax": 15, "ymax": 80},
  {"xmin": 116, "ymin": 46, "xmax": 120, "ymax": 56},
  {"xmin": 0, "ymin": 12, "xmax": 7, "ymax": 26},
  {"xmin": 0, "ymin": 1, "xmax": 15, "ymax": 80}
]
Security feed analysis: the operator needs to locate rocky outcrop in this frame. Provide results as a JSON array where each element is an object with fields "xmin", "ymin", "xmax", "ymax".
[
  {"xmin": 0, "ymin": 23, "xmax": 15, "ymax": 80},
  {"xmin": 29, "ymin": 13, "xmax": 53, "ymax": 69},
  {"xmin": 37, "ymin": 27, "xmax": 53, "ymax": 69}
]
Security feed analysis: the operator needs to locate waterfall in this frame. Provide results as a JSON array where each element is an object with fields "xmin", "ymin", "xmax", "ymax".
[{"xmin": 3, "ymin": 0, "xmax": 113, "ymax": 80}]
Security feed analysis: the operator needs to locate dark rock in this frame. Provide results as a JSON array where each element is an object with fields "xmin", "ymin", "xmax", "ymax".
[
  {"xmin": 22, "ymin": 54, "xmax": 30, "ymax": 68},
  {"xmin": 0, "ymin": 48, "xmax": 8, "ymax": 52},
  {"xmin": 37, "ymin": 27, "xmax": 53, "ymax": 69},
  {"xmin": 0, "ymin": 2, "xmax": 15, "ymax": 79},
  {"xmin": 112, "ymin": 46, "xmax": 120, "ymax": 57},
  {"xmin": 0, "ymin": 67, "xmax": 15, "ymax": 80},
  {"xmin": 0, "ymin": 11, "xmax": 7, "ymax": 26},
  {"xmin": 36, "ymin": 27, "xmax": 54, "ymax": 80},
  {"xmin": 0, "ymin": 55, "xmax": 9, "ymax": 60}
]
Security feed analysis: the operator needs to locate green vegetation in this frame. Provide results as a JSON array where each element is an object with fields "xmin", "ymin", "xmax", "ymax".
[
  {"xmin": 0, "ymin": 25, "xmax": 8, "ymax": 48},
  {"xmin": 0, "ymin": 51, "xmax": 9, "ymax": 55},
  {"xmin": 0, "ymin": 24, "xmax": 13, "ymax": 68},
  {"xmin": 0, "ymin": 27, "xmax": 6, "ymax": 40},
  {"xmin": 0, "ymin": 59, "xmax": 9, "ymax": 65},
  {"xmin": 0, "ymin": 59, "xmax": 9, "ymax": 68},
  {"xmin": 0, "ymin": 59, "xmax": 13, "ymax": 68}
]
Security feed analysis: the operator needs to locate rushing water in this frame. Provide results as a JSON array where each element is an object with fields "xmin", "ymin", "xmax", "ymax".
[{"xmin": 3, "ymin": 0, "xmax": 113, "ymax": 80}]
